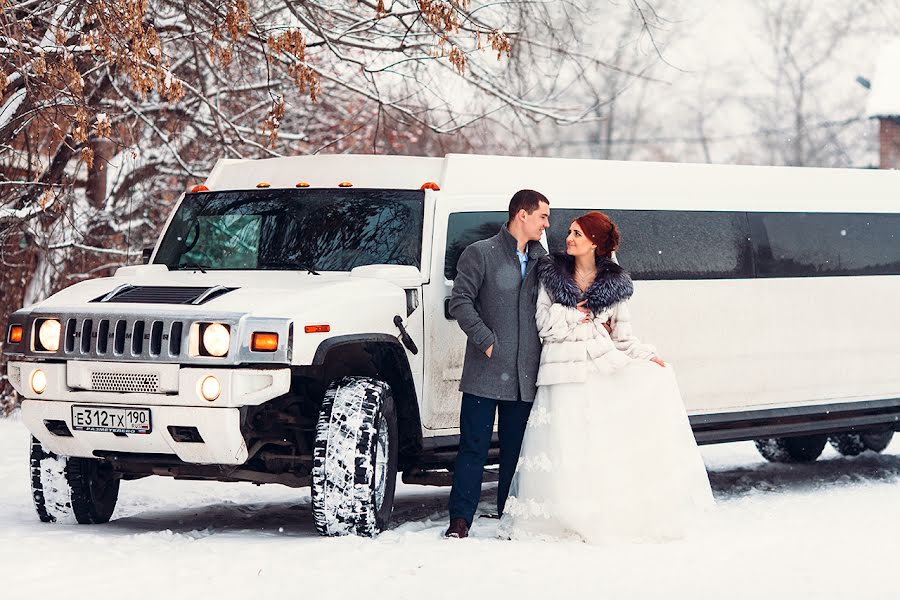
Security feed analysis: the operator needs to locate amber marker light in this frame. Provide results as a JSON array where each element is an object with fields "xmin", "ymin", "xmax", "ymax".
[
  {"xmin": 304, "ymin": 325, "xmax": 331, "ymax": 334},
  {"xmin": 190, "ymin": 184, "xmax": 209, "ymax": 193},
  {"xmin": 295, "ymin": 182, "xmax": 310, "ymax": 188},
  {"xmin": 256, "ymin": 182, "xmax": 271, "ymax": 188},
  {"xmin": 251, "ymin": 332, "xmax": 279, "ymax": 352},
  {"xmin": 420, "ymin": 181, "xmax": 440, "ymax": 191},
  {"xmin": 338, "ymin": 182, "xmax": 353, "ymax": 187},
  {"xmin": 8, "ymin": 324, "xmax": 23, "ymax": 344}
]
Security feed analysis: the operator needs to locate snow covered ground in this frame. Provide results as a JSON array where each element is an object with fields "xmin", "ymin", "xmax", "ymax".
[{"xmin": 2, "ymin": 417, "xmax": 900, "ymax": 600}]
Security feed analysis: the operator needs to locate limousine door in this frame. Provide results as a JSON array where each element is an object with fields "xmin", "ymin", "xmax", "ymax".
[{"xmin": 421, "ymin": 198, "xmax": 509, "ymax": 431}]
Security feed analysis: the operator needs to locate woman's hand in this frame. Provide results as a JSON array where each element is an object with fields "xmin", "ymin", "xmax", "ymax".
[
  {"xmin": 650, "ymin": 356, "xmax": 666, "ymax": 368},
  {"xmin": 575, "ymin": 300, "xmax": 591, "ymax": 324}
]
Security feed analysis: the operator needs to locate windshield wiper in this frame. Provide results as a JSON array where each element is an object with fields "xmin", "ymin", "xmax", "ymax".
[
  {"xmin": 175, "ymin": 262, "xmax": 210, "ymax": 273},
  {"xmin": 261, "ymin": 261, "xmax": 320, "ymax": 275}
]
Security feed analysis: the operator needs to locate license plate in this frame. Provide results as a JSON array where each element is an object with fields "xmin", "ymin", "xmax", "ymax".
[{"xmin": 71, "ymin": 405, "xmax": 152, "ymax": 434}]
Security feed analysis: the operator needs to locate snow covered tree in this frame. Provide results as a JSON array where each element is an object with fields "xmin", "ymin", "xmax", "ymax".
[{"xmin": 0, "ymin": 0, "xmax": 659, "ymax": 411}]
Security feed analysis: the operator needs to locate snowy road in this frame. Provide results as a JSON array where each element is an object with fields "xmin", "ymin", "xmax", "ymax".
[{"xmin": 2, "ymin": 417, "xmax": 900, "ymax": 600}]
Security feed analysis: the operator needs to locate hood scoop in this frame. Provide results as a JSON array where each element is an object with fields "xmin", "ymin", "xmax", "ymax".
[{"xmin": 91, "ymin": 285, "xmax": 237, "ymax": 305}]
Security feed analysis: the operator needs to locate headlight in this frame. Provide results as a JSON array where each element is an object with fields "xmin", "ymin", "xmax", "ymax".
[
  {"xmin": 37, "ymin": 319, "xmax": 61, "ymax": 352},
  {"xmin": 201, "ymin": 323, "xmax": 230, "ymax": 357}
]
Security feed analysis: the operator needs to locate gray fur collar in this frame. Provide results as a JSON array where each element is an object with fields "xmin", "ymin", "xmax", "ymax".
[{"xmin": 537, "ymin": 252, "xmax": 633, "ymax": 314}]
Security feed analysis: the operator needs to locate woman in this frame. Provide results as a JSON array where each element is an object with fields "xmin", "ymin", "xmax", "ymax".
[{"xmin": 498, "ymin": 211, "xmax": 714, "ymax": 543}]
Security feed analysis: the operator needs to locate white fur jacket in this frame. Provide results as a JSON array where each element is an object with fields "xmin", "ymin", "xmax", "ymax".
[{"xmin": 534, "ymin": 253, "xmax": 657, "ymax": 387}]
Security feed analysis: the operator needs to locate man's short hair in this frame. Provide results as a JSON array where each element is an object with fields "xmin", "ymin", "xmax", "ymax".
[{"xmin": 508, "ymin": 189, "xmax": 549, "ymax": 222}]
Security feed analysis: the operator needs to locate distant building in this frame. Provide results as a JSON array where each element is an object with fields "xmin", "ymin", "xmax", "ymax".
[{"xmin": 866, "ymin": 41, "xmax": 900, "ymax": 169}]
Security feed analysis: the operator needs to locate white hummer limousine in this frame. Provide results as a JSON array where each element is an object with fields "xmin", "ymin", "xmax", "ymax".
[{"xmin": 5, "ymin": 154, "xmax": 900, "ymax": 536}]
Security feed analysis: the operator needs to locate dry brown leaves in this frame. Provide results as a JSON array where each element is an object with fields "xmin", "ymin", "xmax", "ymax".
[
  {"xmin": 417, "ymin": 0, "xmax": 511, "ymax": 73},
  {"xmin": 269, "ymin": 30, "xmax": 320, "ymax": 103},
  {"xmin": 487, "ymin": 29, "xmax": 511, "ymax": 59},
  {"xmin": 262, "ymin": 96, "xmax": 286, "ymax": 146},
  {"xmin": 209, "ymin": 0, "xmax": 252, "ymax": 67},
  {"xmin": 81, "ymin": 146, "xmax": 95, "ymax": 169}
]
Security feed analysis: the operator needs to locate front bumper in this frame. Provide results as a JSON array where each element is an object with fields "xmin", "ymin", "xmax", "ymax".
[
  {"xmin": 9, "ymin": 360, "xmax": 292, "ymax": 465},
  {"xmin": 22, "ymin": 400, "xmax": 249, "ymax": 465}
]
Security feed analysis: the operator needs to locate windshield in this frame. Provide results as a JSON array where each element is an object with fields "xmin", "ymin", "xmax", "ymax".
[{"xmin": 154, "ymin": 188, "xmax": 425, "ymax": 271}]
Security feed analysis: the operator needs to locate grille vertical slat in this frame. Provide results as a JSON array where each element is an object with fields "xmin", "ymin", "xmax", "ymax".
[
  {"xmin": 80, "ymin": 319, "xmax": 93, "ymax": 353},
  {"xmin": 64, "ymin": 319, "xmax": 77, "ymax": 353},
  {"xmin": 97, "ymin": 319, "xmax": 109, "ymax": 354},
  {"xmin": 169, "ymin": 321, "xmax": 183, "ymax": 356},
  {"xmin": 131, "ymin": 321, "xmax": 145, "ymax": 355},
  {"xmin": 114, "ymin": 320, "xmax": 126, "ymax": 355},
  {"xmin": 149, "ymin": 321, "xmax": 163, "ymax": 356}
]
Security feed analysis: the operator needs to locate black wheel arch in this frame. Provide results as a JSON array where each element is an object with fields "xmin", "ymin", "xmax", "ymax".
[{"xmin": 308, "ymin": 334, "xmax": 423, "ymax": 469}]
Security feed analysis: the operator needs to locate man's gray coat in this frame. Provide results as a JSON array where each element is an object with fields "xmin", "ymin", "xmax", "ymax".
[{"xmin": 448, "ymin": 225, "xmax": 547, "ymax": 402}]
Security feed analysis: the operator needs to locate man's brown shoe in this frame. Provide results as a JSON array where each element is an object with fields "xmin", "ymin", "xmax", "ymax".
[{"xmin": 444, "ymin": 518, "xmax": 469, "ymax": 539}]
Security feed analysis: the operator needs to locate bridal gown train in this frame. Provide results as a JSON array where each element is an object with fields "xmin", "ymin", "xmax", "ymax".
[{"xmin": 499, "ymin": 359, "xmax": 714, "ymax": 544}]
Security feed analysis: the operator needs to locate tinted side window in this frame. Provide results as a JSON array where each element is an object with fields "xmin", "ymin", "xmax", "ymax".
[
  {"xmin": 445, "ymin": 212, "xmax": 506, "ymax": 280},
  {"xmin": 750, "ymin": 212, "xmax": 900, "ymax": 277},
  {"xmin": 547, "ymin": 209, "xmax": 752, "ymax": 279}
]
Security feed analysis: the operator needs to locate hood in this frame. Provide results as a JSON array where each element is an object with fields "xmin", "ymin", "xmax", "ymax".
[{"xmin": 28, "ymin": 265, "xmax": 410, "ymax": 319}]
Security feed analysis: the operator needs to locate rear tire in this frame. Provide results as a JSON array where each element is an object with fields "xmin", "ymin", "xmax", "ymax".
[
  {"xmin": 829, "ymin": 433, "xmax": 866, "ymax": 457},
  {"xmin": 30, "ymin": 436, "xmax": 120, "ymax": 524},
  {"xmin": 755, "ymin": 435, "xmax": 827, "ymax": 463},
  {"xmin": 861, "ymin": 431, "xmax": 893, "ymax": 453},
  {"xmin": 829, "ymin": 431, "xmax": 894, "ymax": 456},
  {"xmin": 311, "ymin": 377, "xmax": 398, "ymax": 537}
]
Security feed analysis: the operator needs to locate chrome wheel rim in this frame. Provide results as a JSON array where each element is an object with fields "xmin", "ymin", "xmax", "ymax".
[{"xmin": 374, "ymin": 413, "xmax": 389, "ymax": 511}]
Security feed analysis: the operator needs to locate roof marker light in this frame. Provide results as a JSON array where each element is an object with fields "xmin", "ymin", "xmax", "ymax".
[
  {"xmin": 338, "ymin": 182, "xmax": 353, "ymax": 188},
  {"xmin": 256, "ymin": 182, "xmax": 271, "ymax": 188},
  {"xmin": 190, "ymin": 185, "xmax": 209, "ymax": 193},
  {"xmin": 421, "ymin": 181, "xmax": 440, "ymax": 191},
  {"xmin": 296, "ymin": 182, "xmax": 310, "ymax": 188}
]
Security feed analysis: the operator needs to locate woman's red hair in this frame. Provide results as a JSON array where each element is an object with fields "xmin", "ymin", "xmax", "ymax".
[{"xmin": 574, "ymin": 212, "xmax": 619, "ymax": 258}]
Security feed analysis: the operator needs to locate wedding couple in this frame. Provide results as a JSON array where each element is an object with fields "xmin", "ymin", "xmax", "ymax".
[{"xmin": 445, "ymin": 190, "xmax": 714, "ymax": 543}]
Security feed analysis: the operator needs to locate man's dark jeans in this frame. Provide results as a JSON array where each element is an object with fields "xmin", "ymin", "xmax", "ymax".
[{"xmin": 448, "ymin": 393, "xmax": 533, "ymax": 526}]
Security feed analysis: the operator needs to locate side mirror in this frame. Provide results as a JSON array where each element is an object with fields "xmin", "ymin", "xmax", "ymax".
[{"xmin": 141, "ymin": 247, "xmax": 153, "ymax": 264}]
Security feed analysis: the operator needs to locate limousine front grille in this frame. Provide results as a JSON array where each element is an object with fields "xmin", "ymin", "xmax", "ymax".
[{"xmin": 61, "ymin": 317, "xmax": 185, "ymax": 361}]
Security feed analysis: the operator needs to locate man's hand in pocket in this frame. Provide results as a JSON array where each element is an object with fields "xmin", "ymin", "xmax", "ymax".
[{"xmin": 485, "ymin": 345, "xmax": 493, "ymax": 358}]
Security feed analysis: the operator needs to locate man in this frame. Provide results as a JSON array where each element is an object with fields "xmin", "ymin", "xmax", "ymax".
[{"xmin": 445, "ymin": 189, "xmax": 550, "ymax": 539}]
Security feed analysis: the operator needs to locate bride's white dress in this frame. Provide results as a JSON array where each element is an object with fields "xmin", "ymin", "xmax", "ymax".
[
  {"xmin": 499, "ymin": 361, "xmax": 713, "ymax": 543},
  {"xmin": 499, "ymin": 282, "xmax": 714, "ymax": 544}
]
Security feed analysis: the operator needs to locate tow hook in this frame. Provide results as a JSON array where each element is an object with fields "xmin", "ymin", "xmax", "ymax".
[{"xmin": 393, "ymin": 315, "xmax": 419, "ymax": 355}]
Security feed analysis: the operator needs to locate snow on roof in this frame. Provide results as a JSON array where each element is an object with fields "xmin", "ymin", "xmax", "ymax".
[
  {"xmin": 866, "ymin": 41, "xmax": 900, "ymax": 118},
  {"xmin": 201, "ymin": 153, "xmax": 900, "ymax": 213},
  {"xmin": 205, "ymin": 154, "xmax": 444, "ymax": 190}
]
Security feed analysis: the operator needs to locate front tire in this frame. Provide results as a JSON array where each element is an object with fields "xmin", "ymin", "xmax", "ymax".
[
  {"xmin": 311, "ymin": 377, "xmax": 398, "ymax": 537},
  {"xmin": 30, "ymin": 436, "xmax": 120, "ymax": 524},
  {"xmin": 754, "ymin": 435, "xmax": 827, "ymax": 463}
]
